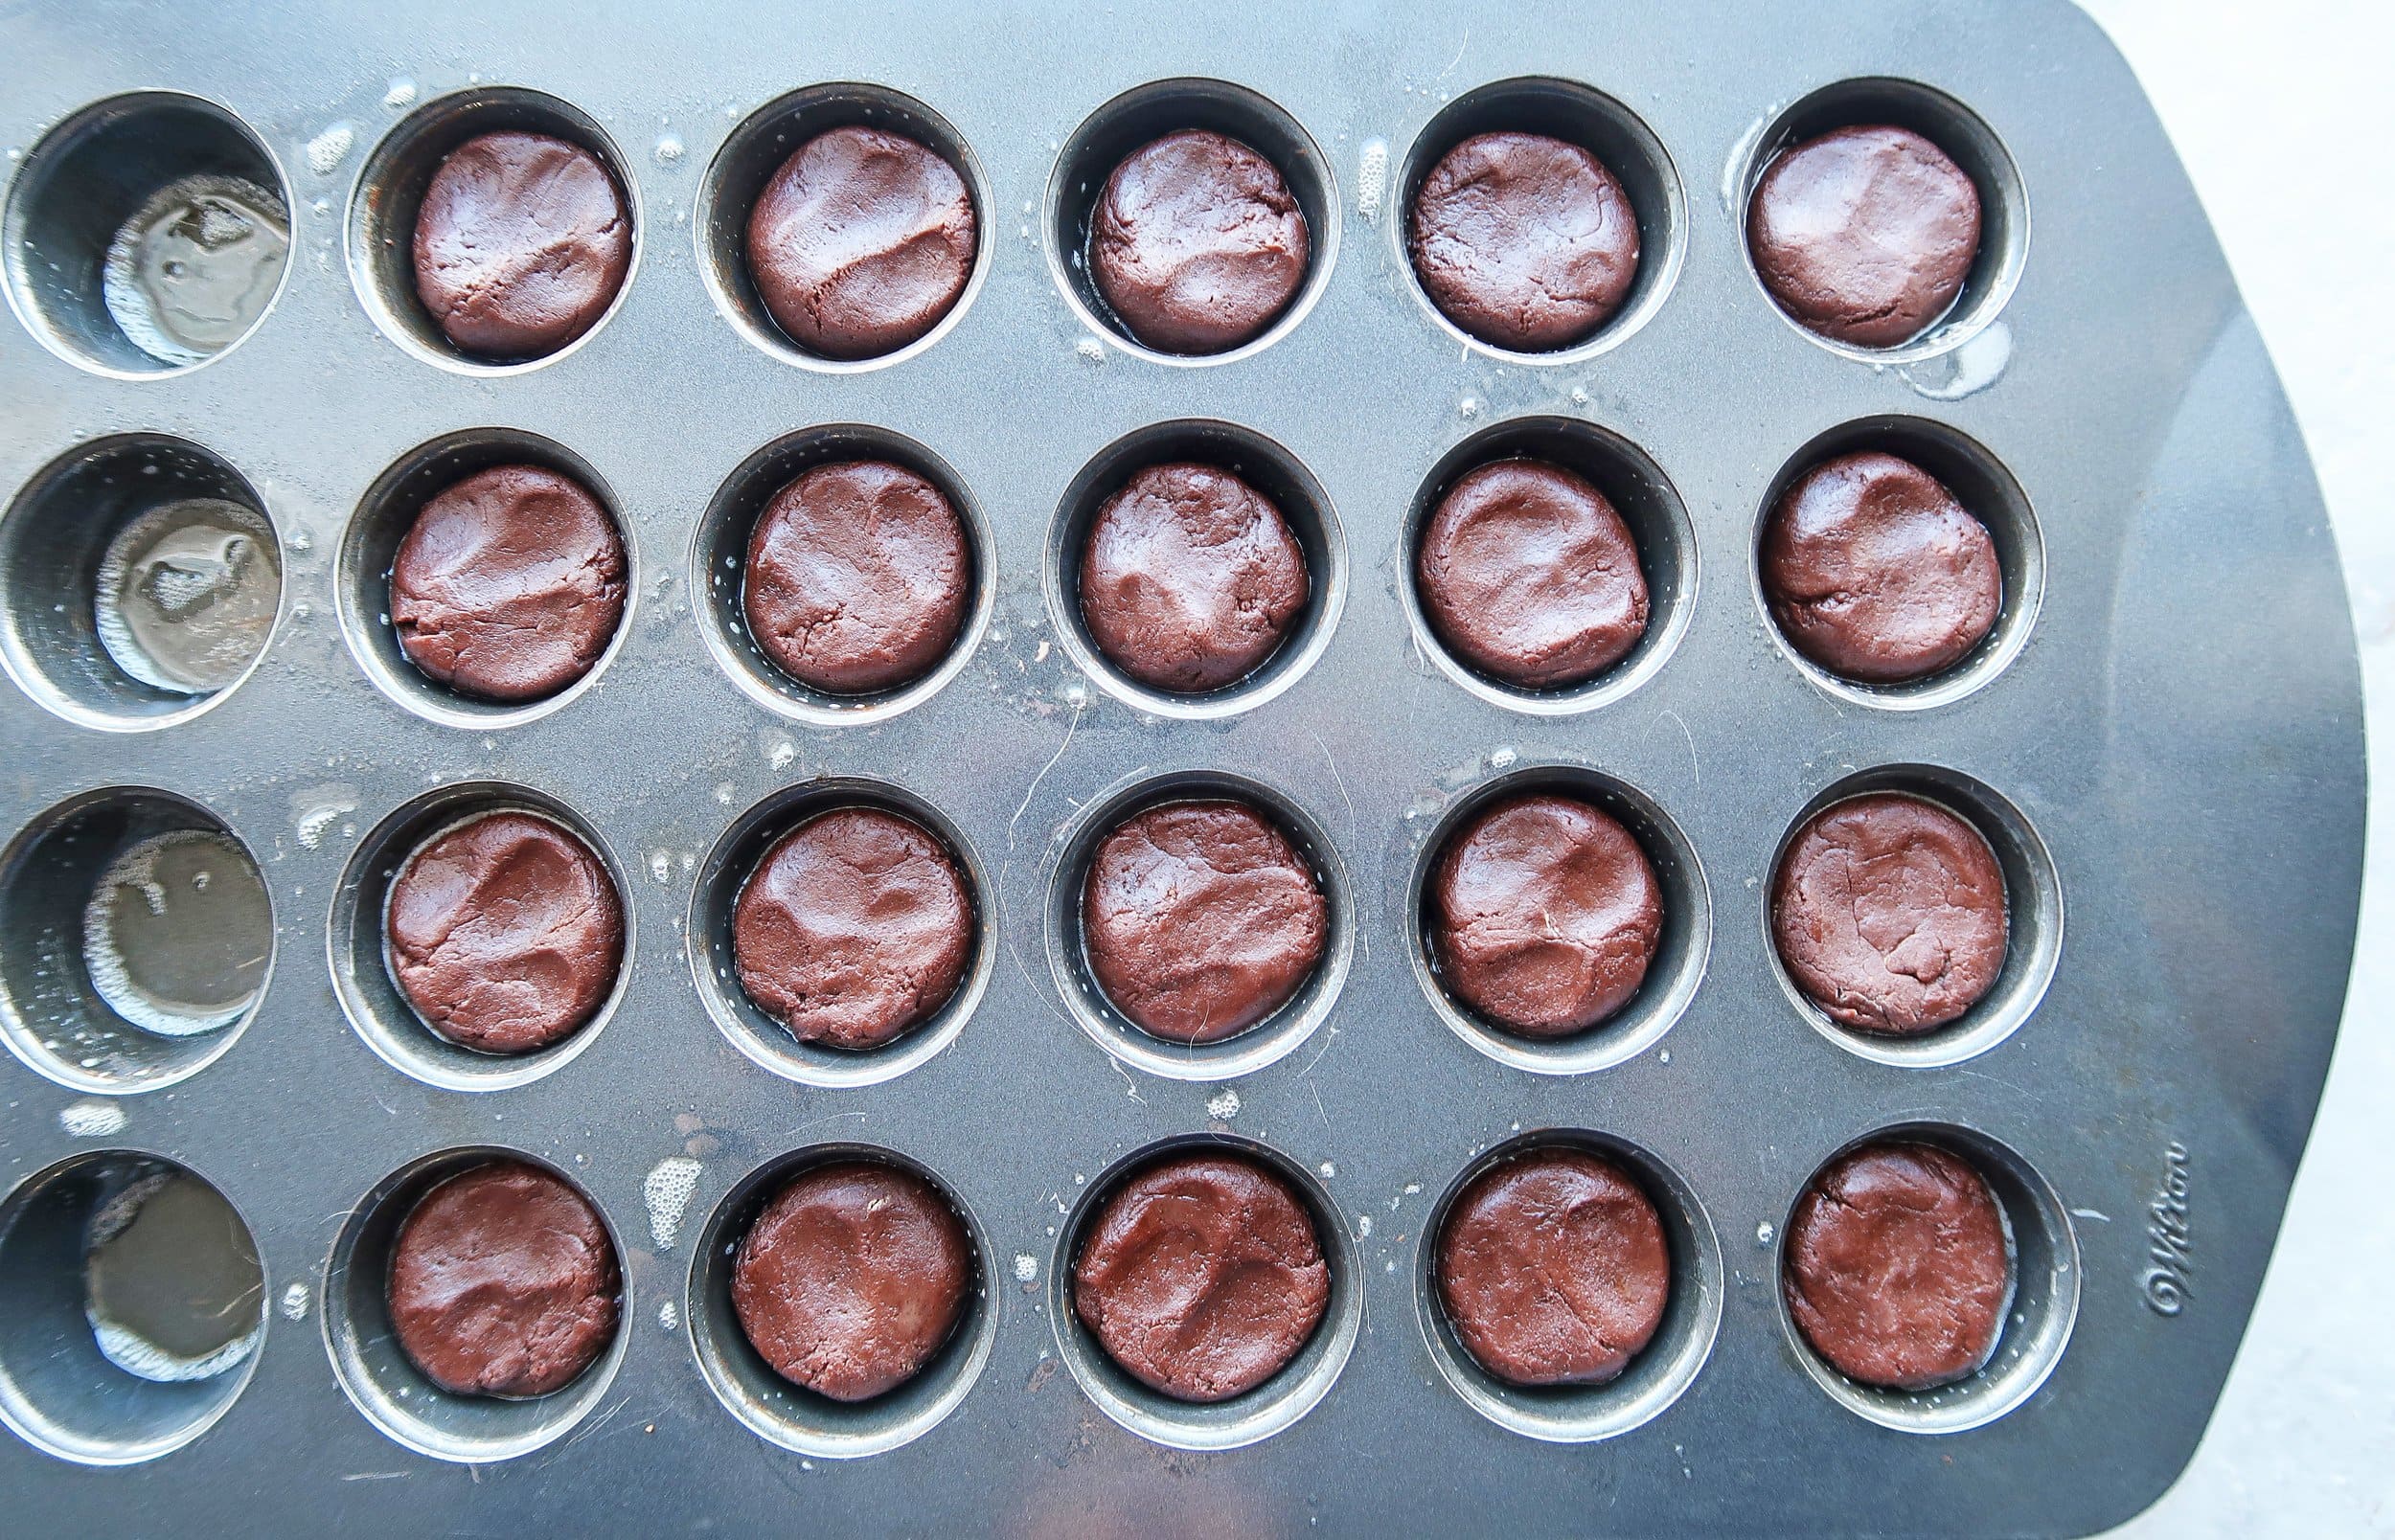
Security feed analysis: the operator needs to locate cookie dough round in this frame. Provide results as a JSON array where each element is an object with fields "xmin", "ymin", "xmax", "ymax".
[
  {"xmin": 412, "ymin": 131, "xmax": 630, "ymax": 359},
  {"xmin": 731, "ymin": 1162, "xmax": 972, "ymax": 1402},
  {"xmin": 1436, "ymin": 1149, "xmax": 1671, "ymax": 1386},
  {"xmin": 1075, "ymin": 1152, "xmax": 1330, "ymax": 1402},
  {"xmin": 1763, "ymin": 450, "xmax": 2000, "ymax": 684},
  {"xmin": 732, "ymin": 806, "xmax": 973, "ymax": 1052},
  {"xmin": 387, "ymin": 1162, "xmax": 620, "ymax": 1398},
  {"xmin": 1083, "ymin": 800, "xmax": 1326, "ymax": 1044},
  {"xmin": 1092, "ymin": 129, "xmax": 1309, "ymax": 354},
  {"xmin": 1429, "ymin": 793, "xmax": 1663, "ymax": 1037},
  {"xmin": 390, "ymin": 464, "xmax": 627, "ymax": 703},
  {"xmin": 742, "ymin": 460, "xmax": 971, "ymax": 694},
  {"xmin": 745, "ymin": 125, "xmax": 976, "ymax": 360},
  {"xmin": 1772, "ymin": 792, "xmax": 2008, "ymax": 1034},
  {"xmin": 1409, "ymin": 131, "xmax": 1639, "ymax": 351},
  {"xmin": 1784, "ymin": 1142, "xmax": 2011, "ymax": 1390},
  {"xmin": 1078, "ymin": 462, "xmax": 1309, "ymax": 692},
  {"xmin": 1416, "ymin": 459, "xmax": 1650, "ymax": 690},
  {"xmin": 1748, "ymin": 125, "xmax": 1981, "ymax": 349},
  {"xmin": 386, "ymin": 810, "xmax": 624, "ymax": 1053}
]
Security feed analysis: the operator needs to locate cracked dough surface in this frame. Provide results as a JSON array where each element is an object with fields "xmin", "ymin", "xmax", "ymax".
[
  {"xmin": 732, "ymin": 806, "xmax": 972, "ymax": 1052},
  {"xmin": 387, "ymin": 1161, "xmax": 620, "ymax": 1398},
  {"xmin": 742, "ymin": 459, "xmax": 969, "ymax": 695},
  {"xmin": 1078, "ymin": 462, "xmax": 1308, "ymax": 693},
  {"xmin": 1429, "ymin": 792, "xmax": 1663, "ymax": 1037},
  {"xmin": 1092, "ymin": 129, "xmax": 1309, "ymax": 355},
  {"xmin": 732, "ymin": 1162, "xmax": 970, "ymax": 1402},
  {"xmin": 1771, "ymin": 792, "xmax": 2007, "ymax": 1034},
  {"xmin": 1763, "ymin": 450, "xmax": 2000, "ymax": 684},
  {"xmin": 1784, "ymin": 1142, "xmax": 2011, "ymax": 1391},
  {"xmin": 1747, "ymin": 124, "xmax": 1981, "ymax": 349},
  {"xmin": 1435, "ymin": 1148, "xmax": 1670, "ymax": 1387},
  {"xmin": 1409, "ymin": 130, "xmax": 1640, "ymax": 352},
  {"xmin": 1416, "ymin": 458, "xmax": 1650, "ymax": 691},
  {"xmin": 1081, "ymin": 799, "xmax": 1326, "ymax": 1045},
  {"xmin": 412, "ymin": 130, "xmax": 629, "ymax": 358},
  {"xmin": 1074, "ymin": 1152, "xmax": 1329, "ymax": 1402},
  {"xmin": 744, "ymin": 125, "xmax": 976, "ymax": 360},
  {"xmin": 390, "ymin": 463, "xmax": 627, "ymax": 703},
  {"xmin": 386, "ymin": 809, "xmax": 623, "ymax": 1054}
]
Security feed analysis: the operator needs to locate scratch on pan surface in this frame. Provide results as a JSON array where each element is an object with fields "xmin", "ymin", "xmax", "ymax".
[
  {"xmin": 1006, "ymin": 692, "xmax": 1083, "ymax": 851},
  {"xmin": 997, "ymin": 694, "xmax": 1089, "ymax": 1027},
  {"xmin": 555, "ymin": 1394, "xmax": 633, "ymax": 1457},
  {"xmin": 1651, "ymin": 709, "xmax": 1699, "ymax": 786},
  {"xmin": 1307, "ymin": 727, "xmax": 1358, "ymax": 846}
]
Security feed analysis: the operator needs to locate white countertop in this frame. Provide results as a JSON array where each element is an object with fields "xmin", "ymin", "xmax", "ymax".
[{"xmin": 2075, "ymin": 1, "xmax": 2393, "ymax": 1532}]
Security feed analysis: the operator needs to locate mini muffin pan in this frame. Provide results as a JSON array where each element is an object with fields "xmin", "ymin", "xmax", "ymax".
[{"xmin": 0, "ymin": 0, "xmax": 2364, "ymax": 1533}]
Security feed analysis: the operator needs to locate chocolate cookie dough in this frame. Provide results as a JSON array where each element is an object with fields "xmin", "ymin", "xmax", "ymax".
[
  {"xmin": 1092, "ymin": 129, "xmax": 1309, "ymax": 354},
  {"xmin": 390, "ymin": 464, "xmax": 627, "ymax": 703},
  {"xmin": 732, "ymin": 1162, "xmax": 971, "ymax": 1402},
  {"xmin": 732, "ymin": 806, "xmax": 973, "ymax": 1052},
  {"xmin": 1078, "ymin": 462, "xmax": 1309, "ymax": 692},
  {"xmin": 742, "ymin": 460, "xmax": 971, "ymax": 694},
  {"xmin": 1436, "ymin": 1149, "xmax": 1671, "ymax": 1387},
  {"xmin": 1416, "ymin": 459, "xmax": 1650, "ymax": 690},
  {"xmin": 1784, "ymin": 1142, "xmax": 2011, "ymax": 1391},
  {"xmin": 412, "ymin": 131, "xmax": 630, "ymax": 359},
  {"xmin": 1748, "ymin": 125, "xmax": 1981, "ymax": 349},
  {"xmin": 1429, "ymin": 793, "xmax": 1663, "ymax": 1037},
  {"xmin": 1083, "ymin": 800, "xmax": 1326, "ymax": 1044},
  {"xmin": 1074, "ymin": 1152, "xmax": 1330, "ymax": 1402},
  {"xmin": 1763, "ymin": 451, "xmax": 2000, "ymax": 684},
  {"xmin": 745, "ymin": 125, "xmax": 976, "ymax": 359},
  {"xmin": 386, "ymin": 810, "xmax": 624, "ymax": 1054},
  {"xmin": 1409, "ymin": 131, "xmax": 1640, "ymax": 351},
  {"xmin": 1772, "ymin": 793, "xmax": 2007, "ymax": 1034},
  {"xmin": 387, "ymin": 1161, "xmax": 620, "ymax": 1398}
]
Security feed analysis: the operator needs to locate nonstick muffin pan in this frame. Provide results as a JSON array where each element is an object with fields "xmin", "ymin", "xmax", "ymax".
[{"xmin": 0, "ymin": 0, "xmax": 2364, "ymax": 1534}]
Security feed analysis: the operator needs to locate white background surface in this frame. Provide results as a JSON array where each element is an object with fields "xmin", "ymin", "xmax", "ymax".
[{"xmin": 2075, "ymin": 2, "xmax": 2393, "ymax": 1534}]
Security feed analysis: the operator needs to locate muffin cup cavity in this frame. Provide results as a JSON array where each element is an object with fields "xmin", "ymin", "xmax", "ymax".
[
  {"xmin": 699, "ymin": 83, "xmax": 989, "ymax": 372},
  {"xmin": 1754, "ymin": 417, "xmax": 2042, "ymax": 709},
  {"xmin": 0, "ymin": 1152, "xmax": 267, "ymax": 1465},
  {"xmin": 321, "ymin": 1148, "xmax": 628, "ymax": 1461},
  {"xmin": 1047, "ymin": 419, "xmax": 1345, "ymax": 719},
  {"xmin": 1047, "ymin": 79, "xmax": 1338, "ymax": 365},
  {"xmin": 0, "ymin": 788, "xmax": 272, "ymax": 1095},
  {"xmin": 1417, "ymin": 1130, "xmax": 1722, "ymax": 1441},
  {"xmin": 690, "ymin": 780, "xmax": 991, "ymax": 1089},
  {"xmin": 336, "ymin": 429, "xmax": 633, "ymax": 729},
  {"xmin": 4, "ymin": 92, "xmax": 291, "ymax": 377},
  {"xmin": 1776, "ymin": 1122, "xmax": 2078, "ymax": 1433},
  {"xmin": 0, "ymin": 435, "xmax": 284, "ymax": 732},
  {"xmin": 347, "ymin": 87, "xmax": 640, "ymax": 374},
  {"xmin": 1049, "ymin": 1134, "xmax": 1360, "ymax": 1450},
  {"xmin": 693, "ymin": 425, "xmax": 992, "ymax": 726},
  {"xmin": 330, "ymin": 783, "xmax": 629, "ymax": 1092},
  {"xmin": 1410, "ymin": 763, "xmax": 1708, "ymax": 1076},
  {"xmin": 1397, "ymin": 78, "xmax": 1684, "ymax": 362},
  {"xmin": 1767, "ymin": 765, "xmax": 2062, "ymax": 1069},
  {"xmin": 1737, "ymin": 78, "xmax": 2028, "ymax": 363},
  {"xmin": 1403, "ymin": 417, "xmax": 1695, "ymax": 715},
  {"xmin": 1045, "ymin": 770, "xmax": 1352, "ymax": 1082},
  {"xmin": 686, "ymin": 1144, "xmax": 995, "ymax": 1458}
]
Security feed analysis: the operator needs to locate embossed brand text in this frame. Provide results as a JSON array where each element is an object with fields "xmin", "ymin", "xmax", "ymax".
[{"xmin": 2143, "ymin": 1141, "xmax": 2192, "ymax": 1316}]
